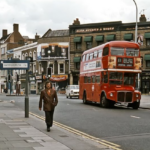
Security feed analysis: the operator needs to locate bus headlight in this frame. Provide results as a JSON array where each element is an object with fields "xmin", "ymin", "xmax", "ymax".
[
  {"xmin": 110, "ymin": 93, "xmax": 113, "ymax": 97},
  {"xmin": 136, "ymin": 94, "xmax": 138, "ymax": 98}
]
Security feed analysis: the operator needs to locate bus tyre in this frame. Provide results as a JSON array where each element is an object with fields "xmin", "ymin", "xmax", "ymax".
[
  {"xmin": 132, "ymin": 101, "xmax": 140, "ymax": 109},
  {"xmin": 83, "ymin": 94, "xmax": 87, "ymax": 104},
  {"xmin": 100, "ymin": 94, "xmax": 110, "ymax": 108}
]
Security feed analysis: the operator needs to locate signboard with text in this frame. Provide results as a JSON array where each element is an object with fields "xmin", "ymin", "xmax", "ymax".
[{"xmin": 0, "ymin": 60, "xmax": 30, "ymax": 70}]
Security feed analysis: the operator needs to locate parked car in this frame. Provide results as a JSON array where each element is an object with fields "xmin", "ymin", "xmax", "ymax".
[{"xmin": 66, "ymin": 85, "xmax": 79, "ymax": 99}]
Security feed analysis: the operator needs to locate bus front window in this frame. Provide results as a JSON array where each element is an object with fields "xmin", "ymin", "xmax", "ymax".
[
  {"xmin": 111, "ymin": 47, "xmax": 124, "ymax": 56},
  {"xmin": 124, "ymin": 73, "xmax": 134, "ymax": 85},
  {"xmin": 109, "ymin": 72, "xmax": 123, "ymax": 85}
]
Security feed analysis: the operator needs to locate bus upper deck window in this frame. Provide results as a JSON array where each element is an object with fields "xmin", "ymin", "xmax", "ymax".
[
  {"xmin": 86, "ymin": 54, "xmax": 89, "ymax": 61},
  {"xmin": 111, "ymin": 47, "xmax": 124, "ymax": 56},
  {"xmin": 98, "ymin": 50, "xmax": 102, "ymax": 57},
  {"xmin": 90, "ymin": 53, "xmax": 93, "ymax": 60},
  {"xmin": 94, "ymin": 51, "xmax": 98, "ymax": 59},
  {"xmin": 126, "ymin": 48, "xmax": 139, "ymax": 56},
  {"xmin": 82, "ymin": 55, "xmax": 85, "ymax": 62},
  {"xmin": 103, "ymin": 47, "xmax": 109, "ymax": 56}
]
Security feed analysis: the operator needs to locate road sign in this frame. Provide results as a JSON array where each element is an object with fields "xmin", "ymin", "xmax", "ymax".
[{"xmin": 0, "ymin": 60, "xmax": 30, "ymax": 70}]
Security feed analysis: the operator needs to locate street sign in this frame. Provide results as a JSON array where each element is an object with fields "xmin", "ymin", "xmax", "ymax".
[{"xmin": 0, "ymin": 60, "xmax": 30, "ymax": 70}]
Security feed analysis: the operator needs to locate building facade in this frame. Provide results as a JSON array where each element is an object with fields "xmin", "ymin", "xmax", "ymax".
[{"xmin": 37, "ymin": 29, "xmax": 70, "ymax": 92}]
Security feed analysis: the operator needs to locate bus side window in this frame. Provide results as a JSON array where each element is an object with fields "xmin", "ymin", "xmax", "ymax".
[
  {"xmin": 94, "ymin": 51, "xmax": 98, "ymax": 59},
  {"xmin": 103, "ymin": 47, "xmax": 109, "ymax": 56},
  {"xmin": 86, "ymin": 54, "xmax": 89, "ymax": 61},
  {"xmin": 92, "ymin": 76, "xmax": 96, "ymax": 83},
  {"xmin": 96, "ymin": 76, "xmax": 100, "ymax": 83},
  {"xmin": 87, "ymin": 77, "xmax": 91, "ymax": 83},
  {"xmin": 84, "ymin": 76, "xmax": 87, "ymax": 83},
  {"xmin": 90, "ymin": 53, "xmax": 93, "ymax": 60},
  {"xmin": 82, "ymin": 55, "xmax": 85, "ymax": 62},
  {"xmin": 98, "ymin": 50, "xmax": 102, "ymax": 57}
]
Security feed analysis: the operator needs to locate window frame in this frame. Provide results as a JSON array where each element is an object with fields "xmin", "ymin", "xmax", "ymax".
[{"xmin": 103, "ymin": 47, "xmax": 109, "ymax": 56}]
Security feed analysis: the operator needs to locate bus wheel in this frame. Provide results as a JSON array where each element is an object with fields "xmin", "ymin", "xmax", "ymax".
[
  {"xmin": 132, "ymin": 101, "xmax": 140, "ymax": 109},
  {"xmin": 100, "ymin": 94, "xmax": 109, "ymax": 108},
  {"xmin": 83, "ymin": 94, "xmax": 87, "ymax": 104}
]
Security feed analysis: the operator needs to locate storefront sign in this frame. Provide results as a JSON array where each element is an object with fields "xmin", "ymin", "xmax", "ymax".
[
  {"xmin": 50, "ymin": 75, "xmax": 68, "ymax": 82},
  {"xmin": 75, "ymin": 27, "xmax": 114, "ymax": 33}
]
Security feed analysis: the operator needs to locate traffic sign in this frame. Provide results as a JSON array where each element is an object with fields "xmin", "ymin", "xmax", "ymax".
[{"xmin": 0, "ymin": 60, "xmax": 30, "ymax": 70}]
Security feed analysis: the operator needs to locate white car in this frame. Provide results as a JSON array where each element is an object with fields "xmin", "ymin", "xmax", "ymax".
[{"xmin": 66, "ymin": 85, "xmax": 79, "ymax": 99}]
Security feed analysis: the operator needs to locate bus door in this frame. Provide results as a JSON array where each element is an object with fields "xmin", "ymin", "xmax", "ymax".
[
  {"xmin": 101, "ymin": 71, "xmax": 108, "ymax": 95},
  {"xmin": 92, "ymin": 75, "xmax": 101, "ymax": 102}
]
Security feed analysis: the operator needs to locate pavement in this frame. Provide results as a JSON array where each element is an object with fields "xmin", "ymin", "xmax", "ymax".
[
  {"xmin": 0, "ymin": 98, "xmax": 117, "ymax": 150},
  {"xmin": 0, "ymin": 94, "xmax": 149, "ymax": 150}
]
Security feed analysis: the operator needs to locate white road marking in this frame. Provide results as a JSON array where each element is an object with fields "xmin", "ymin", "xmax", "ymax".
[{"xmin": 131, "ymin": 115, "xmax": 140, "ymax": 119}]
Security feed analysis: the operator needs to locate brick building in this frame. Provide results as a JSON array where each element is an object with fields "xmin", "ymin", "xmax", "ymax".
[{"xmin": 69, "ymin": 15, "xmax": 150, "ymax": 94}]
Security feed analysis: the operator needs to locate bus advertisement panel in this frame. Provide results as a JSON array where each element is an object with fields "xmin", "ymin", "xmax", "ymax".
[{"xmin": 79, "ymin": 41, "xmax": 141, "ymax": 109}]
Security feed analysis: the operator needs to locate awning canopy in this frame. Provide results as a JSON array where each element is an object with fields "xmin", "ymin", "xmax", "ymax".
[
  {"xmin": 84, "ymin": 36, "xmax": 93, "ymax": 42},
  {"xmin": 73, "ymin": 57, "xmax": 81, "ymax": 62},
  {"xmin": 144, "ymin": 33, "xmax": 150, "ymax": 39},
  {"xmin": 144, "ymin": 54, "xmax": 150, "ymax": 60},
  {"xmin": 95, "ymin": 35, "xmax": 104, "ymax": 42},
  {"xmin": 106, "ymin": 34, "xmax": 115, "ymax": 41},
  {"xmin": 124, "ymin": 33, "xmax": 133, "ymax": 40},
  {"xmin": 73, "ymin": 37, "xmax": 82, "ymax": 42}
]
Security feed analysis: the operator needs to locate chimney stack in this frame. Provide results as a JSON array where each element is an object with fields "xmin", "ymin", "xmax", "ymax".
[
  {"xmin": 35, "ymin": 33, "xmax": 40, "ymax": 41},
  {"xmin": 2, "ymin": 29, "xmax": 7, "ymax": 37},
  {"xmin": 139, "ymin": 14, "xmax": 147, "ymax": 22},
  {"xmin": 13, "ymin": 24, "xmax": 19, "ymax": 32}
]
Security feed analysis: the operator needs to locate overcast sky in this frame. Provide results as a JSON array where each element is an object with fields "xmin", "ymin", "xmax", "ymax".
[{"xmin": 0, "ymin": 0, "xmax": 150, "ymax": 39}]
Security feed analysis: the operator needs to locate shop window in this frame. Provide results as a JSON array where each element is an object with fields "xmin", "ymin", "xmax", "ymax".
[
  {"xmin": 146, "ymin": 60, "xmax": 150, "ymax": 67},
  {"xmin": 76, "ymin": 43, "xmax": 81, "ymax": 50},
  {"xmin": 75, "ymin": 62, "xmax": 80, "ymax": 70},
  {"xmin": 97, "ymin": 41, "xmax": 103, "ymax": 46},
  {"xmin": 86, "ymin": 42, "xmax": 92, "ymax": 49},
  {"xmin": 59, "ymin": 63, "xmax": 65, "ymax": 74},
  {"xmin": 146, "ymin": 39, "xmax": 150, "ymax": 46}
]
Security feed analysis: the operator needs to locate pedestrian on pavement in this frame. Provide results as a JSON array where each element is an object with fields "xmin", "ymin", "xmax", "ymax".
[{"xmin": 39, "ymin": 81, "xmax": 58, "ymax": 132}]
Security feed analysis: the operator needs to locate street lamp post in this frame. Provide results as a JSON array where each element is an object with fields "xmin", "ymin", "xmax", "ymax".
[
  {"xmin": 48, "ymin": 50, "xmax": 51, "ymax": 80},
  {"xmin": 133, "ymin": 0, "xmax": 138, "ymax": 42}
]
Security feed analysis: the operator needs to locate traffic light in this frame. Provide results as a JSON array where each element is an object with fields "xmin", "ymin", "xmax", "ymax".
[{"xmin": 47, "ymin": 67, "xmax": 52, "ymax": 77}]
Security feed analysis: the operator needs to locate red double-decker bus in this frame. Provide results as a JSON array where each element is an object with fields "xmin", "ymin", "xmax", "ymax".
[{"xmin": 79, "ymin": 41, "xmax": 141, "ymax": 109}]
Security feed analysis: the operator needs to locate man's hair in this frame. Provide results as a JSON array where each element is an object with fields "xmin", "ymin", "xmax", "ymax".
[{"xmin": 45, "ymin": 81, "xmax": 52, "ymax": 89}]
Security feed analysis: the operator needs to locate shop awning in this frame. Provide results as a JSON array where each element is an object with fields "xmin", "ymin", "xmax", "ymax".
[
  {"xmin": 84, "ymin": 36, "xmax": 93, "ymax": 42},
  {"xmin": 95, "ymin": 35, "xmax": 104, "ymax": 42},
  {"xmin": 144, "ymin": 54, "xmax": 150, "ymax": 60},
  {"xmin": 106, "ymin": 34, "xmax": 115, "ymax": 41},
  {"xmin": 144, "ymin": 33, "xmax": 150, "ymax": 39},
  {"xmin": 124, "ymin": 33, "xmax": 133, "ymax": 40},
  {"xmin": 73, "ymin": 57, "xmax": 81, "ymax": 62},
  {"xmin": 73, "ymin": 37, "xmax": 82, "ymax": 42}
]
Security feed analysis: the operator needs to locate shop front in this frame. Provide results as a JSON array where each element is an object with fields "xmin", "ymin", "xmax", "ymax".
[{"xmin": 141, "ymin": 71, "xmax": 150, "ymax": 94}]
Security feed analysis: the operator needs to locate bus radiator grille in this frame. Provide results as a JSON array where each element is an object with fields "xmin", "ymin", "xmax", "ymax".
[{"xmin": 117, "ymin": 92, "xmax": 132, "ymax": 103}]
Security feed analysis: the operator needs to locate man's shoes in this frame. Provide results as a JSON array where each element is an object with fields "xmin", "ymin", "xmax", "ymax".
[{"xmin": 47, "ymin": 127, "xmax": 50, "ymax": 132}]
